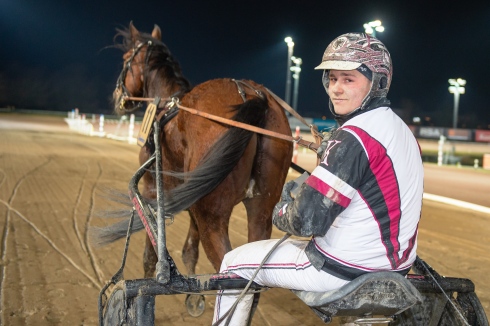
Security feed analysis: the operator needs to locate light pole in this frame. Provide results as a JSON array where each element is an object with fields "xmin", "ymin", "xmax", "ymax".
[
  {"xmin": 291, "ymin": 56, "xmax": 302, "ymax": 110},
  {"xmin": 284, "ymin": 37, "xmax": 294, "ymax": 105},
  {"xmin": 363, "ymin": 20, "xmax": 384, "ymax": 37},
  {"xmin": 448, "ymin": 78, "xmax": 466, "ymax": 129}
]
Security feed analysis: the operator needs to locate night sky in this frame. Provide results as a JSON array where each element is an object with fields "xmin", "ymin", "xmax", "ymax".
[{"xmin": 1, "ymin": 0, "xmax": 489, "ymax": 129}]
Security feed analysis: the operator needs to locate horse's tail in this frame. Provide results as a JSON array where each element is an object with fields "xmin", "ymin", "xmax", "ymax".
[
  {"xmin": 89, "ymin": 97, "xmax": 269, "ymax": 247},
  {"xmin": 89, "ymin": 187, "xmax": 148, "ymax": 247},
  {"xmin": 164, "ymin": 97, "xmax": 269, "ymax": 214}
]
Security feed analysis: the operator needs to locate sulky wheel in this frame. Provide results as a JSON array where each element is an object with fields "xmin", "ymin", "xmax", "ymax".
[
  {"xmin": 103, "ymin": 284, "xmax": 126, "ymax": 326},
  {"xmin": 456, "ymin": 292, "xmax": 489, "ymax": 326},
  {"xmin": 103, "ymin": 281, "xmax": 155, "ymax": 326},
  {"xmin": 437, "ymin": 292, "xmax": 489, "ymax": 326},
  {"xmin": 185, "ymin": 294, "xmax": 206, "ymax": 317}
]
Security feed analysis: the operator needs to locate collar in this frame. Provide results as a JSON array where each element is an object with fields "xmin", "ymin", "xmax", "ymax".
[{"xmin": 332, "ymin": 97, "xmax": 391, "ymax": 126}]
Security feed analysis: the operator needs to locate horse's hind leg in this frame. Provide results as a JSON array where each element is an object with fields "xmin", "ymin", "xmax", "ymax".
[
  {"xmin": 143, "ymin": 214, "xmax": 199, "ymax": 277},
  {"xmin": 242, "ymin": 167, "xmax": 288, "ymax": 242},
  {"xmin": 182, "ymin": 212, "xmax": 200, "ymax": 275},
  {"xmin": 189, "ymin": 204, "xmax": 233, "ymax": 272},
  {"xmin": 242, "ymin": 141, "xmax": 292, "ymax": 243},
  {"xmin": 242, "ymin": 195, "xmax": 274, "ymax": 242},
  {"xmin": 143, "ymin": 235, "xmax": 158, "ymax": 278}
]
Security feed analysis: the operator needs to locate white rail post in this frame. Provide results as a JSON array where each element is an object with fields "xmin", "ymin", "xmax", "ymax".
[
  {"xmin": 437, "ymin": 135, "xmax": 445, "ymax": 166},
  {"xmin": 81, "ymin": 114, "xmax": 87, "ymax": 134},
  {"xmin": 128, "ymin": 114, "xmax": 136, "ymax": 144},
  {"xmin": 99, "ymin": 114, "xmax": 105, "ymax": 137}
]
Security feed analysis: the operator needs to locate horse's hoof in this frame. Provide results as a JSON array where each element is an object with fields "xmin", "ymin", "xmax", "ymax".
[{"xmin": 185, "ymin": 294, "xmax": 205, "ymax": 317}]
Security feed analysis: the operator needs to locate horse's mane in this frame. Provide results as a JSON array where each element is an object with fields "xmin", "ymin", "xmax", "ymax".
[{"xmin": 115, "ymin": 28, "xmax": 192, "ymax": 95}]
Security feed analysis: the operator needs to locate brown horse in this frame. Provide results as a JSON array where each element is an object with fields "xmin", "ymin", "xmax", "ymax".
[{"xmin": 95, "ymin": 22, "xmax": 293, "ymax": 278}]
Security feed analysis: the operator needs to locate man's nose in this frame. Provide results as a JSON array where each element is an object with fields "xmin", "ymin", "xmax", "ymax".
[{"xmin": 330, "ymin": 82, "xmax": 342, "ymax": 94}]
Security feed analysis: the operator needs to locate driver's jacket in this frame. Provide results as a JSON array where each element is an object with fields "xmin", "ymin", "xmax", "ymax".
[{"xmin": 273, "ymin": 106, "xmax": 423, "ymax": 280}]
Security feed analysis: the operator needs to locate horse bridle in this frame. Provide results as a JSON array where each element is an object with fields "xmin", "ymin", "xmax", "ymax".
[
  {"xmin": 114, "ymin": 42, "xmax": 323, "ymax": 151},
  {"xmin": 115, "ymin": 40, "xmax": 154, "ymax": 113}
]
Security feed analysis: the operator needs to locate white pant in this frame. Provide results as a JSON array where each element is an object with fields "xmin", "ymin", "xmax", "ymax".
[{"xmin": 212, "ymin": 238, "xmax": 349, "ymax": 325}]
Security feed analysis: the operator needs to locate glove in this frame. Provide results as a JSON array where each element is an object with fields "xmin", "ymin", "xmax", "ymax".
[
  {"xmin": 317, "ymin": 139, "xmax": 328, "ymax": 158},
  {"xmin": 316, "ymin": 131, "xmax": 332, "ymax": 158},
  {"xmin": 272, "ymin": 181, "xmax": 296, "ymax": 231},
  {"xmin": 280, "ymin": 180, "xmax": 295, "ymax": 202}
]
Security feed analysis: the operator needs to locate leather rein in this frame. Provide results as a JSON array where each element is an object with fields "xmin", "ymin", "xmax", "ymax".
[
  {"xmin": 124, "ymin": 93, "xmax": 320, "ymax": 152},
  {"xmin": 114, "ymin": 40, "xmax": 320, "ymax": 151}
]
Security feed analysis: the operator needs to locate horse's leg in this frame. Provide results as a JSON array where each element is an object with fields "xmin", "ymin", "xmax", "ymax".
[
  {"xmin": 242, "ymin": 196, "xmax": 274, "ymax": 242},
  {"xmin": 183, "ymin": 136, "xmax": 257, "ymax": 272},
  {"xmin": 242, "ymin": 142, "xmax": 291, "ymax": 243},
  {"xmin": 182, "ymin": 212, "xmax": 204, "ymax": 315},
  {"xmin": 242, "ymin": 180, "xmax": 279, "ymax": 325},
  {"xmin": 182, "ymin": 211, "xmax": 200, "ymax": 275},
  {"xmin": 140, "ymin": 147, "xmax": 158, "ymax": 278},
  {"xmin": 189, "ymin": 204, "xmax": 233, "ymax": 272},
  {"xmin": 143, "ymin": 234, "xmax": 157, "ymax": 278},
  {"xmin": 188, "ymin": 141, "xmax": 259, "ymax": 272},
  {"xmin": 241, "ymin": 138, "xmax": 291, "ymax": 324},
  {"xmin": 142, "ymin": 171, "xmax": 158, "ymax": 278}
]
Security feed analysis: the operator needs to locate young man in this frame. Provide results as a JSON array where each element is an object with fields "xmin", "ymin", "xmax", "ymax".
[{"xmin": 212, "ymin": 33, "xmax": 424, "ymax": 326}]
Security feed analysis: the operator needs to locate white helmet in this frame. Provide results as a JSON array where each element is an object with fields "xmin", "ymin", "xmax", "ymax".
[{"xmin": 316, "ymin": 33, "xmax": 392, "ymax": 100}]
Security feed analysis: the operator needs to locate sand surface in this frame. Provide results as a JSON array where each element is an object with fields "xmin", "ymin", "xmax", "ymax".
[{"xmin": 0, "ymin": 114, "xmax": 488, "ymax": 325}]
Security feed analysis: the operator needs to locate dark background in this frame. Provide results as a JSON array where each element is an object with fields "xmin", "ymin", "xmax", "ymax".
[{"xmin": 1, "ymin": 0, "xmax": 489, "ymax": 128}]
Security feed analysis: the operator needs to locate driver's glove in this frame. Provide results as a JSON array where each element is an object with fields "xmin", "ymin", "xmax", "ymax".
[
  {"xmin": 272, "ymin": 180, "xmax": 295, "ymax": 231},
  {"xmin": 316, "ymin": 132, "xmax": 332, "ymax": 158}
]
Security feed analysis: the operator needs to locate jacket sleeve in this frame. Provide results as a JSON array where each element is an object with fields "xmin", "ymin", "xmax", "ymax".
[{"xmin": 273, "ymin": 129, "xmax": 369, "ymax": 237}]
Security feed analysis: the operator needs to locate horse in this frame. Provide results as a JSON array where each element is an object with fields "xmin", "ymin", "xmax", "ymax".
[{"xmin": 94, "ymin": 22, "xmax": 293, "ymax": 279}]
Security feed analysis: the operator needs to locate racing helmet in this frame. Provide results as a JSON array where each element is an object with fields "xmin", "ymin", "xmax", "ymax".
[{"xmin": 316, "ymin": 33, "xmax": 392, "ymax": 113}]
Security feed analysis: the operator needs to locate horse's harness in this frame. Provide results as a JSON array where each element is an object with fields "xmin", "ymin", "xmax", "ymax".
[
  {"xmin": 232, "ymin": 79, "xmax": 265, "ymax": 102},
  {"xmin": 114, "ymin": 40, "xmax": 321, "ymax": 152},
  {"xmin": 115, "ymin": 41, "xmax": 153, "ymax": 112}
]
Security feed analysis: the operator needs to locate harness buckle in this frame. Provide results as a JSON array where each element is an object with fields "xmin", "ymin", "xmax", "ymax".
[
  {"xmin": 119, "ymin": 97, "xmax": 126, "ymax": 111},
  {"xmin": 166, "ymin": 97, "xmax": 180, "ymax": 109}
]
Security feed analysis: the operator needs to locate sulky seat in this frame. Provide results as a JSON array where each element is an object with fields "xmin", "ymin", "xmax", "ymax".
[{"xmin": 292, "ymin": 272, "xmax": 422, "ymax": 323}]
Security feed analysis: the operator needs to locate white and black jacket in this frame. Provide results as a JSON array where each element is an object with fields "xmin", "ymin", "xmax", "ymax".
[{"xmin": 273, "ymin": 106, "xmax": 424, "ymax": 281}]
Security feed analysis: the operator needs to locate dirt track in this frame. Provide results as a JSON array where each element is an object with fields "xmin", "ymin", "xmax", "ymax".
[{"xmin": 0, "ymin": 113, "xmax": 489, "ymax": 325}]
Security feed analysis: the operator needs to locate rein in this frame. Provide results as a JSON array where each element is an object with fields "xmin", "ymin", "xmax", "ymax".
[
  {"xmin": 114, "ymin": 39, "xmax": 321, "ymax": 151},
  {"xmin": 123, "ymin": 95, "xmax": 320, "ymax": 151},
  {"xmin": 115, "ymin": 40, "xmax": 153, "ymax": 112}
]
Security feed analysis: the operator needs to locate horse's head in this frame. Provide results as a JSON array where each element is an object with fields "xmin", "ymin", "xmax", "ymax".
[{"xmin": 113, "ymin": 22, "xmax": 191, "ymax": 115}]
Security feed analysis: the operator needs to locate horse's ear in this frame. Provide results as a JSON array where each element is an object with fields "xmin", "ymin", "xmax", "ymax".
[
  {"xmin": 129, "ymin": 21, "xmax": 140, "ymax": 43},
  {"xmin": 151, "ymin": 24, "xmax": 162, "ymax": 41}
]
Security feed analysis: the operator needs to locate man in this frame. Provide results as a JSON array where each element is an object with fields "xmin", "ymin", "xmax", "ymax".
[{"xmin": 212, "ymin": 33, "xmax": 423, "ymax": 326}]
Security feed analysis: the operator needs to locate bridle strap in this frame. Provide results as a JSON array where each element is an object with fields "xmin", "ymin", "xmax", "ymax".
[
  {"xmin": 232, "ymin": 79, "xmax": 265, "ymax": 102},
  {"xmin": 264, "ymin": 87, "xmax": 323, "ymax": 141},
  {"xmin": 176, "ymin": 101, "xmax": 319, "ymax": 150},
  {"xmin": 115, "ymin": 41, "xmax": 153, "ymax": 112},
  {"xmin": 125, "ymin": 96, "xmax": 319, "ymax": 151}
]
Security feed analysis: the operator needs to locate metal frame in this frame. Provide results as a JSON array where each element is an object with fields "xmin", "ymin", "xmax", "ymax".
[{"xmin": 99, "ymin": 121, "xmax": 489, "ymax": 326}]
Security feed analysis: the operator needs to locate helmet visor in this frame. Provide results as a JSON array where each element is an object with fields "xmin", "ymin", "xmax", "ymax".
[{"xmin": 315, "ymin": 60, "xmax": 361, "ymax": 70}]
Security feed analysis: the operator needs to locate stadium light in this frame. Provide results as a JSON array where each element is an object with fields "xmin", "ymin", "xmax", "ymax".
[
  {"xmin": 448, "ymin": 78, "xmax": 466, "ymax": 129},
  {"xmin": 363, "ymin": 20, "xmax": 385, "ymax": 37},
  {"xmin": 291, "ymin": 56, "xmax": 302, "ymax": 110},
  {"xmin": 284, "ymin": 37, "xmax": 295, "ymax": 105}
]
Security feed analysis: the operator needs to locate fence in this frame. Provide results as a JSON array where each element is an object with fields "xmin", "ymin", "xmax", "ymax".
[
  {"xmin": 65, "ymin": 109, "xmax": 139, "ymax": 145},
  {"xmin": 64, "ymin": 109, "xmax": 490, "ymax": 170}
]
